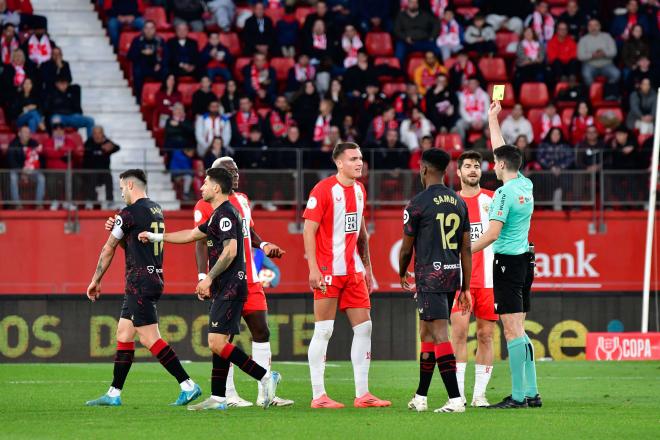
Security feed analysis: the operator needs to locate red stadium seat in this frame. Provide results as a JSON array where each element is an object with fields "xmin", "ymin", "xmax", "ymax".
[
  {"xmin": 141, "ymin": 82, "xmax": 160, "ymax": 108},
  {"xmin": 374, "ymin": 57, "xmax": 401, "ymax": 69},
  {"xmin": 495, "ymin": 31, "xmax": 519, "ymax": 58},
  {"xmin": 264, "ymin": 7, "xmax": 284, "ymax": 25},
  {"xmin": 0, "ymin": 132, "xmax": 13, "ymax": 148},
  {"xmin": 189, "ymin": 32, "xmax": 208, "ymax": 50},
  {"xmin": 527, "ymin": 108, "xmax": 545, "ymax": 141},
  {"xmin": 295, "ymin": 6, "xmax": 314, "ymax": 25},
  {"xmin": 178, "ymin": 83, "xmax": 201, "ymax": 106},
  {"xmin": 257, "ymin": 108, "xmax": 270, "ymax": 119},
  {"xmin": 0, "ymin": 107, "xmax": 5, "ymax": 125},
  {"xmin": 144, "ymin": 6, "xmax": 171, "ymax": 31},
  {"xmin": 520, "ymin": 82, "xmax": 549, "ymax": 108},
  {"xmin": 456, "ymin": 7, "xmax": 479, "ymax": 20},
  {"xmin": 382, "ymin": 82, "xmax": 407, "ymax": 97},
  {"xmin": 233, "ymin": 57, "xmax": 252, "ymax": 82},
  {"xmin": 553, "ymin": 81, "xmax": 574, "ymax": 108},
  {"xmin": 443, "ymin": 57, "xmax": 457, "ymax": 70},
  {"xmin": 550, "ymin": 6, "xmax": 566, "ymax": 16},
  {"xmin": 118, "ymin": 31, "xmax": 139, "ymax": 57},
  {"xmin": 32, "ymin": 133, "xmax": 49, "ymax": 146},
  {"xmin": 212, "ymin": 83, "xmax": 226, "ymax": 98},
  {"xmin": 406, "ymin": 55, "xmax": 424, "ymax": 81},
  {"xmin": 270, "ymin": 57, "xmax": 295, "ymax": 82},
  {"xmin": 219, "ymin": 32, "xmax": 241, "ymax": 57},
  {"xmin": 594, "ymin": 107, "xmax": 624, "ymax": 133},
  {"xmin": 453, "ymin": 0, "xmax": 474, "ymax": 6},
  {"xmin": 434, "ymin": 133, "xmax": 464, "ymax": 158},
  {"xmin": 365, "ymin": 32, "xmax": 393, "ymax": 57},
  {"xmin": 159, "ymin": 31, "xmax": 174, "ymax": 42},
  {"xmin": 589, "ymin": 82, "xmax": 619, "ymax": 108},
  {"xmin": 487, "ymin": 82, "xmax": 515, "ymax": 107},
  {"xmin": 560, "ymin": 107, "xmax": 574, "ymax": 139},
  {"xmin": 479, "ymin": 57, "xmax": 507, "ymax": 82}
]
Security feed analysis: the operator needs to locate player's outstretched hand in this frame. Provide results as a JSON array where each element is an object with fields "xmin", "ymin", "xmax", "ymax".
[
  {"xmin": 137, "ymin": 231, "xmax": 151, "ymax": 243},
  {"xmin": 86, "ymin": 280, "xmax": 101, "ymax": 302},
  {"xmin": 195, "ymin": 277, "xmax": 212, "ymax": 299},
  {"xmin": 458, "ymin": 289, "xmax": 472, "ymax": 315},
  {"xmin": 488, "ymin": 101, "xmax": 502, "ymax": 118},
  {"xmin": 309, "ymin": 267, "xmax": 326, "ymax": 293},
  {"xmin": 263, "ymin": 243, "xmax": 285, "ymax": 259},
  {"xmin": 400, "ymin": 271, "xmax": 416, "ymax": 292},
  {"xmin": 104, "ymin": 216, "xmax": 114, "ymax": 231}
]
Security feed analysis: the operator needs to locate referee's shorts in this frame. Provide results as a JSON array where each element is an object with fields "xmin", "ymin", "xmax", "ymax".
[{"xmin": 493, "ymin": 252, "xmax": 535, "ymax": 314}]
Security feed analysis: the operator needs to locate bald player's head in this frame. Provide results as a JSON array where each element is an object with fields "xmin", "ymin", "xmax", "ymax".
[{"xmin": 211, "ymin": 157, "xmax": 239, "ymax": 190}]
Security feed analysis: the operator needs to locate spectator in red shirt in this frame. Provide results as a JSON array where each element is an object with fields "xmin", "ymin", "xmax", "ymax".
[
  {"xmin": 547, "ymin": 21, "xmax": 579, "ymax": 83},
  {"xmin": 154, "ymin": 73, "xmax": 183, "ymax": 128},
  {"xmin": 569, "ymin": 100, "xmax": 595, "ymax": 145},
  {"xmin": 43, "ymin": 122, "xmax": 79, "ymax": 209},
  {"xmin": 7, "ymin": 125, "xmax": 45, "ymax": 208}
]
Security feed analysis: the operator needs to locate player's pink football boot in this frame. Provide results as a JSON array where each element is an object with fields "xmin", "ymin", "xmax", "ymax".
[
  {"xmin": 310, "ymin": 394, "xmax": 345, "ymax": 409},
  {"xmin": 354, "ymin": 392, "xmax": 392, "ymax": 408}
]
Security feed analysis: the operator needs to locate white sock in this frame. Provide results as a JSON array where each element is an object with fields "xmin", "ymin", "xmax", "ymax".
[
  {"xmin": 225, "ymin": 364, "xmax": 237, "ymax": 398},
  {"xmin": 351, "ymin": 320, "xmax": 372, "ymax": 398},
  {"xmin": 473, "ymin": 364, "xmax": 493, "ymax": 399},
  {"xmin": 308, "ymin": 320, "xmax": 334, "ymax": 399},
  {"xmin": 210, "ymin": 395, "xmax": 226, "ymax": 403},
  {"xmin": 179, "ymin": 378, "xmax": 195, "ymax": 392},
  {"xmin": 253, "ymin": 341, "xmax": 271, "ymax": 400},
  {"xmin": 455, "ymin": 362, "xmax": 467, "ymax": 399},
  {"xmin": 107, "ymin": 386, "xmax": 121, "ymax": 397}
]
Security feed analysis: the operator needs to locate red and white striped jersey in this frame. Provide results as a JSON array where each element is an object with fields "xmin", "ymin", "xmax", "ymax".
[
  {"xmin": 303, "ymin": 176, "xmax": 366, "ymax": 276},
  {"xmin": 193, "ymin": 192, "xmax": 259, "ymax": 284},
  {"xmin": 460, "ymin": 188, "xmax": 494, "ymax": 288}
]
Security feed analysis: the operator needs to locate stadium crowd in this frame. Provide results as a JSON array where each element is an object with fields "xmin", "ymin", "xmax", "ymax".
[{"xmin": 0, "ymin": 0, "xmax": 658, "ymax": 207}]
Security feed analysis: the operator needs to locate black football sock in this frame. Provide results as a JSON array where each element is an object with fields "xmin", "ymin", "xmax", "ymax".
[
  {"xmin": 149, "ymin": 339, "xmax": 190, "ymax": 383},
  {"xmin": 111, "ymin": 341, "xmax": 135, "ymax": 390},
  {"xmin": 220, "ymin": 343, "xmax": 267, "ymax": 381},
  {"xmin": 212, "ymin": 353, "xmax": 230, "ymax": 398},
  {"xmin": 435, "ymin": 342, "xmax": 461, "ymax": 399},
  {"xmin": 416, "ymin": 342, "xmax": 436, "ymax": 397}
]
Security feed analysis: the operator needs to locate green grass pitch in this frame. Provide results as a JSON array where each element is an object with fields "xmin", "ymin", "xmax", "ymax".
[{"xmin": 1, "ymin": 361, "xmax": 658, "ymax": 439}]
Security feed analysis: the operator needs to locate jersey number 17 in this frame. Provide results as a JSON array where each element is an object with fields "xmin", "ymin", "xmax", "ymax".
[{"xmin": 150, "ymin": 222, "xmax": 165, "ymax": 255}]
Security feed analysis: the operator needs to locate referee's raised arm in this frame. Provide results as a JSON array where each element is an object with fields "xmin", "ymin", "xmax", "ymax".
[{"xmin": 488, "ymin": 101, "xmax": 505, "ymax": 151}]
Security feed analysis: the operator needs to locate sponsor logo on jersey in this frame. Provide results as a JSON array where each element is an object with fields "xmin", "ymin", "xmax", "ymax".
[
  {"xmin": 345, "ymin": 212, "xmax": 358, "ymax": 233},
  {"xmin": 443, "ymin": 263, "xmax": 460, "ymax": 270},
  {"xmin": 470, "ymin": 223, "xmax": 484, "ymax": 242},
  {"xmin": 211, "ymin": 321, "xmax": 218, "ymax": 328},
  {"xmin": 482, "ymin": 202, "xmax": 490, "ymax": 213},
  {"xmin": 403, "ymin": 209, "xmax": 409, "ymax": 225},
  {"xmin": 114, "ymin": 215, "xmax": 123, "ymax": 228},
  {"xmin": 194, "ymin": 210, "xmax": 203, "ymax": 224},
  {"xmin": 238, "ymin": 271, "xmax": 245, "ymax": 280},
  {"xmin": 220, "ymin": 217, "xmax": 232, "ymax": 232},
  {"xmin": 433, "ymin": 262, "xmax": 442, "ymax": 270},
  {"xmin": 241, "ymin": 218, "xmax": 248, "ymax": 237},
  {"xmin": 306, "ymin": 196, "xmax": 317, "ymax": 209}
]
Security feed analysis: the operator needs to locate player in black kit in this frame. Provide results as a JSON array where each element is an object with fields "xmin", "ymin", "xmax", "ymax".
[
  {"xmin": 399, "ymin": 149, "xmax": 472, "ymax": 414},
  {"xmin": 138, "ymin": 167, "xmax": 281, "ymax": 410},
  {"xmin": 85, "ymin": 169, "xmax": 201, "ymax": 407}
]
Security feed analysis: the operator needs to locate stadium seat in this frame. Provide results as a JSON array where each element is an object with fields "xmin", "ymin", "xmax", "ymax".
[
  {"xmin": 295, "ymin": 6, "xmax": 314, "ymax": 25},
  {"xmin": 594, "ymin": 107, "xmax": 624, "ymax": 133},
  {"xmin": 638, "ymin": 133, "xmax": 652, "ymax": 146},
  {"xmin": 32, "ymin": 133, "xmax": 49, "ymax": 146},
  {"xmin": 434, "ymin": 133, "xmax": 464, "ymax": 158},
  {"xmin": 212, "ymin": 83, "xmax": 226, "ymax": 98},
  {"xmin": 527, "ymin": 108, "xmax": 545, "ymax": 141},
  {"xmin": 374, "ymin": 57, "xmax": 401, "ymax": 69},
  {"xmin": 141, "ymin": 82, "xmax": 160, "ymax": 108},
  {"xmin": 406, "ymin": 55, "xmax": 424, "ymax": 81},
  {"xmin": 560, "ymin": 107, "xmax": 574, "ymax": 138},
  {"xmin": 551, "ymin": 6, "xmax": 566, "ymax": 15},
  {"xmin": 453, "ymin": 0, "xmax": 474, "ymax": 5},
  {"xmin": 144, "ymin": 6, "xmax": 171, "ymax": 31},
  {"xmin": 118, "ymin": 31, "xmax": 139, "ymax": 58},
  {"xmin": 233, "ymin": 57, "xmax": 252, "ymax": 82},
  {"xmin": 479, "ymin": 57, "xmax": 507, "ymax": 82},
  {"xmin": 189, "ymin": 32, "xmax": 208, "ymax": 50},
  {"xmin": 456, "ymin": 7, "xmax": 479, "ymax": 20},
  {"xmin": 382, "ymin": 82, "xmax": 407, "ymax": 97},
  {"xmin": 270, "ymin": 57, "xmax": 295, "ymax": 82},
  {"xmin": 0, "ymin": 107, "xmax": 5, "ymax": 125},
  {"xmin": 178, "ymin": 83, "xmax": 200, "ymax": 106},
  {"xmin": 520, "ymin": 82, "xmax": 549, "ymax": 108},
  {"xmin": 443, "ymin": 57, "xmax": 457, "ymax": 70},
  {"xmin": 553, "ymin": 81, "xmax": 574, "ymax": 108},
  {"xmin": 487, "ymin": 82, "xmax": 515, "ymax": 107},
  {"xmin": 589, "ymin": 82, "xmax": 619, "ymax": 108},
  {"xmin": 365, "ymin": 32, "xmax": 394, "ymax": 57},
  {"xmin": 0, "ymin": 132, "xmax": 13, "ymax": 148},
  {"xmin": 219, "ymin": 32, "xmax": 241, "ymax": 57},
  {"xmin": 495, "ymin": 31, "xmax": 519, "ymax": 58},
  {"xmin": 264, "ymin": 7, "xmax": 284, "ymax": 25},
  {"xmin": 257, "ymin": 108, "xmax": 270, "ymax": 119}
]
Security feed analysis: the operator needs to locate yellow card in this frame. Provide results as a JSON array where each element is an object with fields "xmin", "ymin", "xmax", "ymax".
[{"xmin": 492, "ymin": 84, "xmax": 505, "ymax": 101}]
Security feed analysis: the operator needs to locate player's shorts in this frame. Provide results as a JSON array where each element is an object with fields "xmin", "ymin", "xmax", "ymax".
[
  {"xmin": 313, "ymin": 272, "xmax": 370, "ymax": 311},
  {"xmin": 493, "ymin": 253, "xmax": 534, "ymax": 314},
  {"xmin": 209, "ymin": 298, "xmax": 245, "ymax": 335},
  {"xmin": 242, "ymin": 281, "xmax": 268, "ymax": 316},
  {"xmin": 451, "ymin": 287, "xmax": 498, "ymax": 321},
  {"xmin": 120, "ymin": 290, "xmax": 162, "ymax": 327},
  {"xmin": 416, "ymin": 291, "xmax": 454, "ymax": 321}
]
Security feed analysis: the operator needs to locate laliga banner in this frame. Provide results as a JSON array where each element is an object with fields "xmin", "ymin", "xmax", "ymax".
[
  {"xmin": 0, "ymin": 210, "xmax": 654, "ymax": 294},
  {"xmin": 586, "ymin": 333, "xmax": 660, "ymax": 361}
]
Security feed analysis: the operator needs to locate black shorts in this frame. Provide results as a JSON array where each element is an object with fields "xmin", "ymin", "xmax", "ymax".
[
  {"xmin": 416, "ymin": 291, "xmax": 454, "ymax": 321},
  {"xmin": 208, "ymin": 299, "xmax": 245, "ymax": 335},
  {"xmin": 493, "ymin": 253, "xmax": 534, "ymax": 314},
  {"xmin": 120, "ymin": 290, "xmax": 162, "ymax": 327}
]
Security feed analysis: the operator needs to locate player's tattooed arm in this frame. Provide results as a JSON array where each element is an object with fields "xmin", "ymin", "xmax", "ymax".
[
  {"xmin": 251, "ymin": 227, "xmax": 285, "ymax": 258},
  {"xmin": 357, "ymin": 221, "xmax": 372, "ymax": 270},
  {"xmin": 207, "ymin": 239, "xmax": 237, "ymax": 280},
  {"xmin": 471, "ymin": 220, "xmax": 503, "ymax": 253},
  {"xmin": 87, "ymin": 234, "xmax": 121, "ymax": 301}
]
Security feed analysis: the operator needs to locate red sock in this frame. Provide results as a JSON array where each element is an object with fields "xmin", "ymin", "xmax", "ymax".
[{"xmin": 434, "ymin": 342, "xmax": 454, "ymax": 358}]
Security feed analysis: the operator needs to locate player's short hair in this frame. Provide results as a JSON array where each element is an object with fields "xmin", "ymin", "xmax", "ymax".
[
  {"xmin": 332, "ymin": 142, "xmax": 360, "ymax": 160},
  {"xmin": 458, "ymin": 150, "xmax": 482, "ymax": 168},
  {"xmin": 212, "ymin": 156, "xmax": 235, "ymax": 169},
  {"xmin": 493, "ymin": 145, "xmax": 523, "ymax": 171},
  {"xmin": 206, "ymin": 167, "xmax": 233, "ymax": 194},
  {"xmin": 421, "ymin": 149, "xmax": 450, "ymax": 173},
  {"xmin": 119, "ymin": 169, "xmax": 147, "ymax": 186}
]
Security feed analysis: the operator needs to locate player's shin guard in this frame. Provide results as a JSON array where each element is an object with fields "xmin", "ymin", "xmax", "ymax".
[
  {"xmin": 212, "ymin": 353, "xmax": 230, "ymax": 398},
  {"xmin": 220, "ymin": 343, "xmax": 267, "ymax": 380},
  {"xmin": 455, "ymin": 362, "xmax": 467, "ymax": 399},
  {"xmin": 351, "ymin": 321, "xmax": 372, "ymax": 397},
  {"xmin": 523, "ymin": 334, "xmax": 539, "ymax": 397},
  {"xmin": 150, "ymin": 339, "xmax": 190, "ymax": 383},
  {"xmin": 435, "ymin": 342, "xmax": 461, "ymax": 399},
  {"xmin": 308, "ymin": 320, "xmax": 334, "ymax": 399},
  {"xmin": 416, "ymin": 342, "xmax": 435, "ymax": 397},
  {"xmin": 111, "ymin": 341, "xmax": 135, "ymax": 390},
  {"xmin": 507, "ymin": 337, "xmax": 527, "ymax": 402},
  {"xmin": 252, "ymin": 342, "xmax": 271, "ymax": 399}
]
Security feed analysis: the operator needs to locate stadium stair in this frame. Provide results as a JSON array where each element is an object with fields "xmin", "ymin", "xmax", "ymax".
[{"xmin": 31, "ymin": 0, "xmax": 180, "ymax": 209}]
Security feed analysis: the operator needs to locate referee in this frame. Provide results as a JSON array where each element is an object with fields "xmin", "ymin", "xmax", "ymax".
[{"xmin": 471, "ymin": 100, "xmax": 540, "ymax": 409}]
